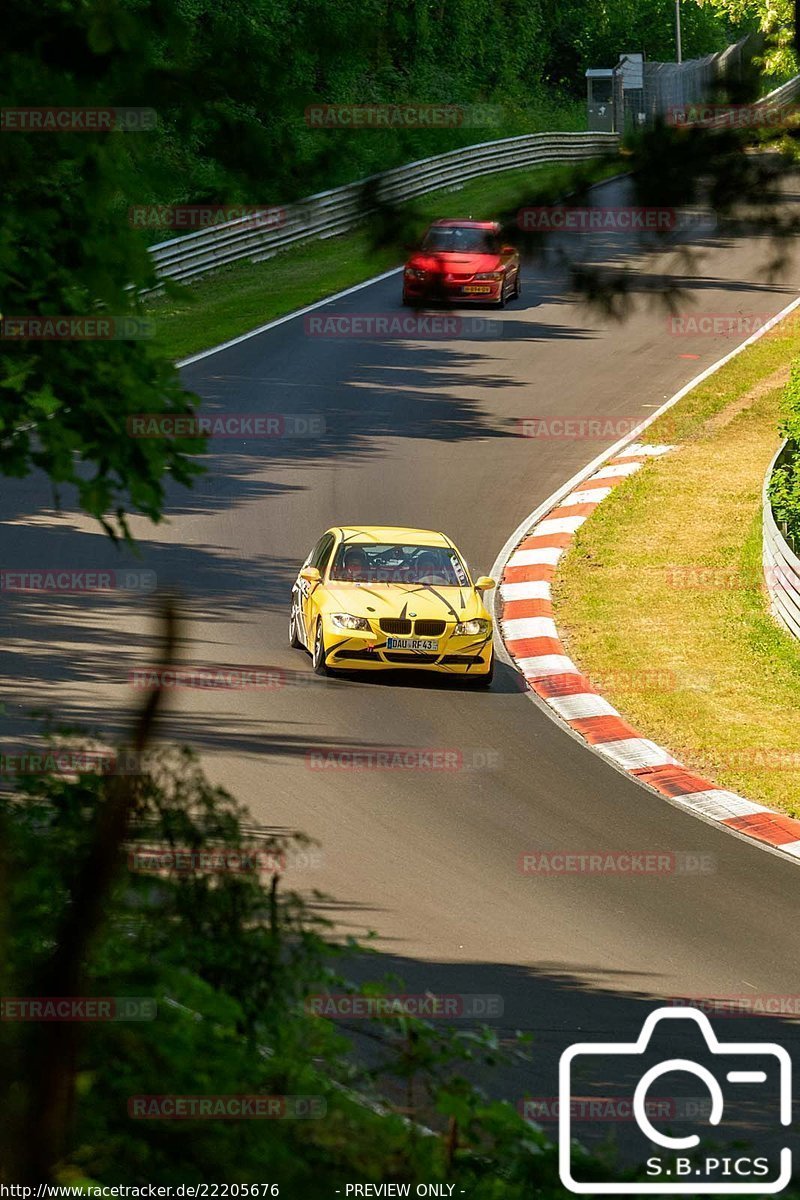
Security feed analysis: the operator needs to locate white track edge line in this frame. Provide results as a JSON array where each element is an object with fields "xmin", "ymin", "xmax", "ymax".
[
  {"xmin": 175, "ymin": 170, "xmax": 635, "ymax": 369},
  {"xmin": 176, "ymin": 267, "xmax": 404, "ymax": 368},
  {"xmin": 490, "ymin": 292, "xmax": 800, "ymax": 592}
]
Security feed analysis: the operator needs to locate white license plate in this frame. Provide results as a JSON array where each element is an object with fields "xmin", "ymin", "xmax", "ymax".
[{"xmin": 386, "ymin": 638, "xmax": 438, "ymax": 651}]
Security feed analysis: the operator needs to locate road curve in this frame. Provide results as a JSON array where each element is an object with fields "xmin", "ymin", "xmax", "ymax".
[{"xmin": 3, "ymin": 177, "xmax": 800, "ymax": 1149}]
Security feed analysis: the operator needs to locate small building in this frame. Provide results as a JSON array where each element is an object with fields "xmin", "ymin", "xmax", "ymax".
[{"xmin": 585, "ymin": 68, "xmax": 616, "ymax": 132}]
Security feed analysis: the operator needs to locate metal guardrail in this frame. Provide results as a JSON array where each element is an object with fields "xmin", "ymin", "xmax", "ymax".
[
  {"xmin": 763, "ymin": 443, "xmax": 800, "ymax": 640},
  {"xmin": 701, "ymin": 70, "xmax": 800, "ymax": 129},
  {"xmin": 147, "ymin": 131, "xmax": 620, "ymax": 284},
  {"xmin": 147, "ymin": 69, "xmax": 800, "ymax": 287}
]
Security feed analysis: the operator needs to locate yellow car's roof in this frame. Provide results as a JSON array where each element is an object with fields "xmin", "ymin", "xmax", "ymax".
[{"xmin": 332, "ymin": 526, "xmax": 451, "ymax": 547}]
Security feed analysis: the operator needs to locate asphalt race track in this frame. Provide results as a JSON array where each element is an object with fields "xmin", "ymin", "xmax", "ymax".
[{"xmin": 3, "ymin": 176, "xmax": 800, "ymax": 1165}]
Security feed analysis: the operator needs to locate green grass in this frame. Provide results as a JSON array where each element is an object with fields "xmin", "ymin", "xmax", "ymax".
[
  {"xmin": 555, "ymin": 321, "xmax": 800, "ymax": 816},
  {"xmin": 145, "ymin": 157, "xmax": 622, "ymax": 362}
]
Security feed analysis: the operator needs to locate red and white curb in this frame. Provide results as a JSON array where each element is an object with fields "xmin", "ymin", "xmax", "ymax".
[{"xmin": 496, "ymin": 442, "xmax": 800, "ymax": 864}]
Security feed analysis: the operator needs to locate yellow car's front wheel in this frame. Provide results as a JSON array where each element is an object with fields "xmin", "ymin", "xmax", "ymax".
[
  {"xmin": 312, "ymin": 620, "xmax": 329, "ymax": 676},
  {"xmin": 288, "ymin": 603, "xmax": 303, "ymax": 649}
]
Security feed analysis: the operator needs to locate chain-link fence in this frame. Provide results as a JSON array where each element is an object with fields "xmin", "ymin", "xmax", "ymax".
[{"xmin": 597, "ymin": 35, "xmax": 763, "ymax": 131}]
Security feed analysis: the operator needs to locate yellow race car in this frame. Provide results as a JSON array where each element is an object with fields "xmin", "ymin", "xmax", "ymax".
[{"xmin": 289, "ymin": 526, "xmax": 495, "ymax": 683}]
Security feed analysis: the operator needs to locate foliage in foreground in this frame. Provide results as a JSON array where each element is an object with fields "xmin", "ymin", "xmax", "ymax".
[
  {"xmin": 0, "ymin": 741, "xmax": 680, "ymax": 1194},
  {"xmin": 4, "ymin": 741, "xmax": 799, "ymax": 1195}
]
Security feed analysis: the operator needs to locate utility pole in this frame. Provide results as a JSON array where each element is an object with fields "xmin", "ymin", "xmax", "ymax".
[{"xmin": 675, "ymin": 0, "xmax": 682, "ymax": 63}]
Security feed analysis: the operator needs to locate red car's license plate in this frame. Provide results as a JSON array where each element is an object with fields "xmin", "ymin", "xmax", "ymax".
[{"xmin": 462, "ymin": 285, "xmax": 492, "ymax": 294}]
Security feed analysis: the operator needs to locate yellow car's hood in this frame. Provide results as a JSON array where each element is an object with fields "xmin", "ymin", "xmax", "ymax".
[{"xmin": 323, "ymin": 581, "xmax": 489, "ymax": 622}]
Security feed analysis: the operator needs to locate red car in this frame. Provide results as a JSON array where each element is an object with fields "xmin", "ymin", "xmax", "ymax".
[{"xmin": 402, "ymin": 219, "xmax": 521, "ymax": 308}]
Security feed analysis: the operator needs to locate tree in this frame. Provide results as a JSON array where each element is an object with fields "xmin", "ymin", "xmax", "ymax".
[{"xmin": 701, "ymin": 0, "xmax": 796, "ymax": 73}]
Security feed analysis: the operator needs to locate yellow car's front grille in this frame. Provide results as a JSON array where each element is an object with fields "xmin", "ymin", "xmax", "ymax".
[
  {"xmin": 380, "ymin": 618, "xmax": 412, "ymax": 635},
  {"xmin": 379, "ymin": 618, "xmax": 448, "ymax": 637},
  {"xmin": 414, "ymin": 620, "xmax": 446, "ymax": 637}
]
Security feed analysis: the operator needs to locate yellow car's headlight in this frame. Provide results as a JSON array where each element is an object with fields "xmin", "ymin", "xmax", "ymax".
[
  {"xmin": 453, "ymin": 618, "xmax": 491, "ymax": 636},
  {"xmin": 331, "ymin": 613, "xmax": 371, "ymax": 632}
]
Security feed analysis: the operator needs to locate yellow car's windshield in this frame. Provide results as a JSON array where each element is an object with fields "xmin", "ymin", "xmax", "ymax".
[{"xmin": 329, "ymin": 543, "xmax": 468, "ymax": 587}]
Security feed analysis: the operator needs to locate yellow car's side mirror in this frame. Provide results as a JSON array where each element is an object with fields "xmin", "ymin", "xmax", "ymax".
[
  {"xmin": 475, "ymin": 576, "xmax": 495, "ymax": 592},
  {"xmin": 300, "ymin": 566, "xmax": 321, "ymax": 584}
]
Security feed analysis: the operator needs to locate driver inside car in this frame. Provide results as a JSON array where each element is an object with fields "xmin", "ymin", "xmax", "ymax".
[
  {"xmin": 415, "ymin": 549, "xmax": 449, "ymax": 585},
  {"xmin": 340, "ymin": 545, "xmax": 369, "ymax": 581}
]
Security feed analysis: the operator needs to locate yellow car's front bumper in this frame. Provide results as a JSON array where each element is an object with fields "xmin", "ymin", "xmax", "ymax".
[{"xmin": 323, "ymin": 626, "xmax": 493, "ymax": 675}]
